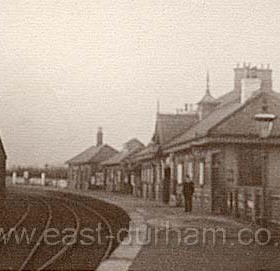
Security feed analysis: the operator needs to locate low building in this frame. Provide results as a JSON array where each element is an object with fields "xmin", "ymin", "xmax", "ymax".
[
  {"xmin": 132, "ymin": 111, "xmax": 199, "ymax": 202},
  {"xmin": 101, "ymin": 138, "xmax": 145, "ymax": 194},
  {"xmin": 66, "ymin": 128, "xmax": 118, "ymax": 190},
  {"xmin": 163, "ymin": 64, "xmax": 280, "ymax": 223}
]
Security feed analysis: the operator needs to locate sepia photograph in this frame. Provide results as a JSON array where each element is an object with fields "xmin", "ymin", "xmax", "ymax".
[{"xmin": 1, "ymin": 0, "xmax": 280, "ymax": 270}]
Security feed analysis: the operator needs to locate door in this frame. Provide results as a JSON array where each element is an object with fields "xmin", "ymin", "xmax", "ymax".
[
  {"xmin": 211, "ymin": 153, "xmax": 227, "ymax": 214},
  {"xmin": 163, "ymin": 167, "xmax": 171, "ymax": 204}
]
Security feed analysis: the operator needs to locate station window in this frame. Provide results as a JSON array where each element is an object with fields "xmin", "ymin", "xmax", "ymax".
[
  {"xmin": 199, "ymin": 160, "xmax": 205, "ymax": 186},
  {"xmin": 177, "ymin": 164, "xmax": 183, "ymax": 184}
]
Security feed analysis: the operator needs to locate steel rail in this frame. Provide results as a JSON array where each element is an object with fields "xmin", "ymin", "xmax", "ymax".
[
  {"xmin": 15, "ymin": 191, "xmax": 81, "ymax": 271},
  {"xmin": 0, "ymin": 194, "xmax": 31, "ymax": 243},
  {"xmin": 18, "ymin": 195, "xmax": 53, "ymax": 271},
  {"xmin": 31, "ymin": 191, "xmax": 114, "ymax": 264},
  {"xmin": 12, "ymin": 189, "xmax": 114, "ymax": 270},
  {"xmin": 37, "ymin": 200, "xmax": 81, "ymax": 270}
]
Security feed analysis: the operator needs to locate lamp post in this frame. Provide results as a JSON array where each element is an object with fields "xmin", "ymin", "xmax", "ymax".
[{"xmin": 254, "ymin": 113, "xmax": 276, "ymax": 226}]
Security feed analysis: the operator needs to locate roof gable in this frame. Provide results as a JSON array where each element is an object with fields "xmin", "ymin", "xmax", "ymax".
[
  {"xmin": 123, "ymin": 138, "xmax": 145, "ymax": 151},
  {"xmin": 132, "ymin": 113, "xmax": 198, "ymax": 161},
  {"xmin": 153, "ymin": 113, "xmax": 198, "ymax": 145},
  {"xmin": 102, "ymin": 139, "xmax": 145, "ymax": 166}
]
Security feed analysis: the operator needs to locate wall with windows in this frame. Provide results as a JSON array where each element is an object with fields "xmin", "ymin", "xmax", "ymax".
[
  {"xmin": 171, "ymin": 150, "xmax": 212, "ymax": 213},
  {"xmin": 140, "ymin": 161, "xmax": 158, "ymax": 200}
]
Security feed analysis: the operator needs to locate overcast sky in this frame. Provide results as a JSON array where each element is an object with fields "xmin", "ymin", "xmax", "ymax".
[{"xmin": 1, "ymin": 0, "xmax": 280, "ymax": 167}]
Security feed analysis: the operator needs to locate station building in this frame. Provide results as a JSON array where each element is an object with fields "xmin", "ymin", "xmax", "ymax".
[
  {"xmin": 66, "ymin": 128, "xmax": 118, "ymax": 190},
  {"xmin": 133, "ymin": 64, "xmax": 280, "ymax": 224},
  {"xmin": 66, "ymin": 64, "xmax": 280, "ymax": 224},
  {"xmin": 101, "ymin": 138, "xmax": 144, "ymax": 194},
  {"xmin": 164, "ymin": 65, "xmax": 280, "ymax": 223}
]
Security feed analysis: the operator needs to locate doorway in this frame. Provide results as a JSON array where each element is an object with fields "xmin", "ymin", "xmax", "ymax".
[
  {"xmin": 211, "ymin": 152, "xmax": 227, "ymax": 214},
  {"xmin": 163, "ymin": 167, "xmax": 171, "ymax": 204}
]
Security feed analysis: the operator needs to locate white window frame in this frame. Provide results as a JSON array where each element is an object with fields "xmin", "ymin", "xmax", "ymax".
[
  {"xmin": 177, "ymin": 164, "xmax": 183, "ymax": 184},
  {"xmin": 199, "ymin": 161, "xmax": 205, "ymax": 186}
]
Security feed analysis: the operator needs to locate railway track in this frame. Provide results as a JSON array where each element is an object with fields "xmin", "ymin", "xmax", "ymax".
[
  {"xmin": 0, "ymin": 188, "xmax": 128, "ymax": 270},
  {"xmin": 0, "ymin": 191, "xmax": 31, "ymax": 233}
]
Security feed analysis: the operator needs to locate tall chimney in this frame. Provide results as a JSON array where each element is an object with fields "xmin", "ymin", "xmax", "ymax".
[
  {"xmin": 234, "ymin": 64, "xmax": 272, "ymax": 93},
  {"xmin": 241, "ymin": 77, "xmax": 262, "ymax": 103},
  {"xmin": 97, "ymin": 127, "xmax": 103, "ymax": 146}
]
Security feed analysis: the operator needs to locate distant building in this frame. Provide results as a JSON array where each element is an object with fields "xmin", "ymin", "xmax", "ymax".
[
  {"xmin": 66, "ymin": 128, "xmax": 118, "ymax": 190},
  {"xmin": 102, "ymin": 138, "xmax": 145, "ymax": 194}
]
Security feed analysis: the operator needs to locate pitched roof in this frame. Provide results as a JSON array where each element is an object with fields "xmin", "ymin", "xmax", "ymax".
[
  {"xmin": 198, "ymin": 87, "xmax": 219, "ymax": 105},
  {"xmin": 153, "ymin": 113, "xmax": 199, "ymax": 145},
  {"xmin": 132, "ymin": 113, "xmax": 198, "ymax": 162},
  {"xmin": 163, "ymin": 90, "xmax": 243, "ymax": 150},
  {"xmin": 164, "ymin": 90, "xmax": 280, "ymax": 151},
  {"xmin": 198, "ymin": 92, "xmax": 218, "ymax": 104},
  {"xmin": 123, "ymin": 138, "xmax": 145, "ymax": 151},
  {"xmin": 102, "ymin": 138, "xmax": 144, "ymax": 166},
  {"xmin": 163, "ymin": 102, "xmax": 241, "ymax": 149},
  {"xmin": 216, "ymin": 90, "xmax": 240, "ymax": 105},
  {"xmin": 209, "ymin": 90, "xmax": 280, "ymax": 138},
  {"xmin": 66, "ymin": 144, "xmax": 118, "ymax": 165},
  {"xmin": 102, "ymin": 146, "xmax": 143, "ymax": 166},
  {"xmin": 130, "ymin": 143, "xmax": 159, "ymax": 162}
]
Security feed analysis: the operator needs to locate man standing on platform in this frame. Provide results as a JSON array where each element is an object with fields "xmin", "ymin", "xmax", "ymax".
[{"xmin": 183, "ymin": 174, "xmax": 195, "ymax": 212}]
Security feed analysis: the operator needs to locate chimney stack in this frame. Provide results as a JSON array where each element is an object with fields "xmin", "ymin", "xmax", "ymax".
[
  {"xmin": 241, "ymin": 77, "xmax": 262, "ymax": 103},
  {"xmin": 97, "ymin": 127, "xmax": 103, "ymax": 146},
  {"xmin": 234, "ymin": 63, "xmax": 272, "ymax": 94}
]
